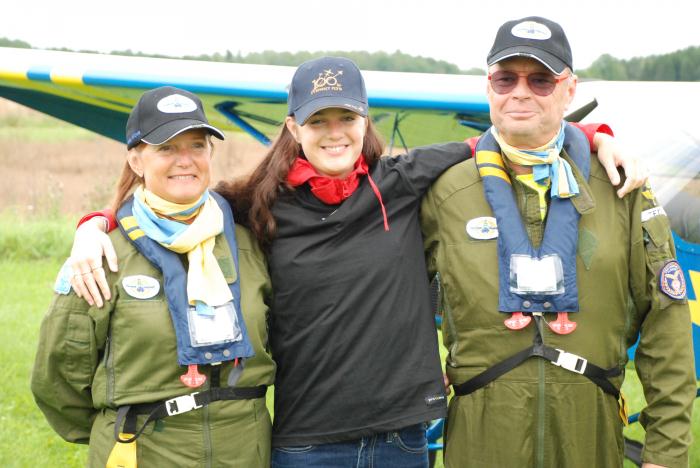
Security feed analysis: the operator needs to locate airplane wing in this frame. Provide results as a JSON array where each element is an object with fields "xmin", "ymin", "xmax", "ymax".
[
  {"xmin": 0, "ymin": 47, "xmax": 489, "ymax": 148},
  {"xmin": 573, "ymin": 80, "xmax": 700, "ymax": 205}
]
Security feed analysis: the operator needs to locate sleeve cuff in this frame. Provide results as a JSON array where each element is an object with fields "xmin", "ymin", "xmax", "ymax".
[
  {"xmin": 77, "ymin": 209, "xmax": 117, "ymax": 232},
  {"xmin": 465, "ymin": 136, "xmax": 479, "ymax": 158},
  {"xmin": 642, "ymin": 446, "xmax": 688, "ymax": 468},
  {"xmin": 570, "ymin": 122, "xmax": 615, "ymax": 151}
]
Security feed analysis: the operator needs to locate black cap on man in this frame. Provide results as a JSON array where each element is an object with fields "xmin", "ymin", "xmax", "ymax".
[{"xmin": 487, "ymin": 16, "xmax": 573, "ymax": 75}]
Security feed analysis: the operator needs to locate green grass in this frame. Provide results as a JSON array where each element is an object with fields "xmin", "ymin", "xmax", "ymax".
[
  {"xmin": 0, "ymin": 258, "xmax": 87, "ymax": 467},
  {"xmin": 0, "ymin": 212, "xmax": 74, "ymax": 261}
]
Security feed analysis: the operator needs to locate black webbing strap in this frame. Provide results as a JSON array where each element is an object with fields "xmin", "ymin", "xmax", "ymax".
[
  {"xmin": 452, "ymin": 316, "xmax": 621, "ymax": 398},
  {"xmin": 114, "ymin": 385, "xmax": 267, "ymax": 443}
]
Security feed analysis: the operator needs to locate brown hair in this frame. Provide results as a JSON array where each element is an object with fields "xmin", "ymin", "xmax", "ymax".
[
  {"xmin": 109, "ymin": 158, "xmax": 143, "ymax": 213},
  {"xmin": 217, "ymin": 118, "xmax": 384, "ymax": 246}
]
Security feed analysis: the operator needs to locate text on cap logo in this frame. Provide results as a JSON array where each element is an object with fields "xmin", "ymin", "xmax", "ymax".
[
  {"xmin": 311, "ymin": 69, "xmax": 344, "ymax": 95},
  {"xmin": 157, "ymin": 94, "xmax": 198, "ymax": 113},
  {"xmin": 511, "ymin": 21, "xmax": 552, "ymax": 40}
]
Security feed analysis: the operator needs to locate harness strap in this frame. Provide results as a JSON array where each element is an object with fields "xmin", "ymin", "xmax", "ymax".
[
  {"xmin": 452, "ymin": 317, "xmax": 621, "ymax": 398},
  {"xmin": 114, "ymin": 385, "xmax": 267, "ymax": 443}
]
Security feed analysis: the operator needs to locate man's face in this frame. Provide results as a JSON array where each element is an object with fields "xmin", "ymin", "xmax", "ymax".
[{"xmin": 487, "ymin": 57, "xmax": 576, "ymax": 148}]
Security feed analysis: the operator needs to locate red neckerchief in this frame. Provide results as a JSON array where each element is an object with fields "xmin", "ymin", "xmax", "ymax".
[{"xmin": 287, "ymin": 154, "xmax": 389, "ymax": 231}]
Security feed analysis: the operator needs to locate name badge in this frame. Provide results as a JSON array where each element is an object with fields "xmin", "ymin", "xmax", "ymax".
[
  {"xmin": 122, "ymin": 275, "xmax": 160, "ymax": 299},
  {"xmin": 188, "ymin": 302, "xmax": 242, "ymax": 347},
  {"xmin": 509, "ymin": 254, "xmax": 564, "ymax": 295},
  {"xmin": 641, "ymin": 206, "xmax": 666, "ymax": 222},
  {"xmin": 466, "ymin": 217, "xmax": 498, "ymax": 240}
]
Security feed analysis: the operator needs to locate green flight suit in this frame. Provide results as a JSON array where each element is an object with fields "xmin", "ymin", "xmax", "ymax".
[
  {"xmin": 31, "ymin": 224, "xmax": 275, "ymax": 467},
  {"xmin": 422, "ymin": 153, "xmax": 696, "ymax": 468}
]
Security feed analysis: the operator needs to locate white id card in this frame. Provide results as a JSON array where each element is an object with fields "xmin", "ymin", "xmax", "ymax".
[
  {"xmin": 509, "ymin": 254, "xmax": 564, "ymax": 295},
  {"xmin": 188, "ymin": 302, "xmax": 242, "ymax": 347}
]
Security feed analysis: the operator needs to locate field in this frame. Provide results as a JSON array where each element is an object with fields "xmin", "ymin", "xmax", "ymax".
[{"xmin": 0, "ymin": 99, "xmax": 698, "ymax": 467}]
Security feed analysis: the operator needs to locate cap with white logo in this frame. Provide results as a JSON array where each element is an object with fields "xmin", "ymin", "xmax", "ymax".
[
  {"xmin": 487, "ymin": 16, "xmax": 573, "ymax": 75},
  {"xmin": 126, "ymin": 86, "xmax": 224, "ymax": 150}
]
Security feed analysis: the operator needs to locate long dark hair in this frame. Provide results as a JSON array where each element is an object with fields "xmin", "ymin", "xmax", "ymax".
[{"xmin": 216, "ymin": 119, "xmax": 384, "ymax": 246}]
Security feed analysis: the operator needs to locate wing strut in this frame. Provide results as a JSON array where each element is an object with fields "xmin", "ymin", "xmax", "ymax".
[
  {"xmin": 215, "ymin": 101, "xmax": 278, "ymax": 146},
  {"xmin": 388, "ymin": 112, "xmax": 409, "ymax": 156}
]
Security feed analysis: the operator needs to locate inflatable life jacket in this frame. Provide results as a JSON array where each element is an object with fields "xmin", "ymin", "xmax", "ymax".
[
  {"xmin": 116, "ymin": 190, "xmax": 254, "ymax": 367},
  {"xmin": 475, "ymin": 124, "xmax": 591, "ymax": 314}
]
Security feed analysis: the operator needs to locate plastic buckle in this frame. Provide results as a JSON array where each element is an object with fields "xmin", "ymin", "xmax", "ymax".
[
  {"xmin": 165, "ymin": 392, "xmax": 201, "ymax": 416},
  {"xmin": 552, "ymin": 349, "xmax": 587, "ymax": 374}
]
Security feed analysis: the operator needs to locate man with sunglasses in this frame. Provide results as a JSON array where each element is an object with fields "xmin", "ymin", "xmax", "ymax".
[{"xmin": 422, "ymin": 16, "xmax": 695, "ymax": 468}]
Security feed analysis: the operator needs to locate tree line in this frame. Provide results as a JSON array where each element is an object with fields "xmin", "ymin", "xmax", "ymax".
[{"xmin": 1, "ymin": 37, "xmax": 697, "ymax": 80}]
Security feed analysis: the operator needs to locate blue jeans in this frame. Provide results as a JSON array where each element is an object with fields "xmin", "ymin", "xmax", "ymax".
[{"xmin": 271, "ymin": 423, "xmax": 429, "ymax": 468}]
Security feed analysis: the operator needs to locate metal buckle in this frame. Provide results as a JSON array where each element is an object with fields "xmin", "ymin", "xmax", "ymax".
[
  {"xmin": 552, "ymin": 349, "xmax": 587, "ymax": 375},
  {"xmin": 165, "ymin": 392, "xmax": 201, "ymax": 416}
]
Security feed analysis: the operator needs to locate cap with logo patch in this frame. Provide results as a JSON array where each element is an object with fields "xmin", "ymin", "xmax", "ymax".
[
  {"xmin": 126, "ymin": 86, "xmax": 225, "ymax": 150},
  {"xmin": 487, "ymin": 16, "xmax": 573, "ymax": 75},
  {"xmin": 288, "ymin": 56, "xmax": 368, "ymax": 125}
]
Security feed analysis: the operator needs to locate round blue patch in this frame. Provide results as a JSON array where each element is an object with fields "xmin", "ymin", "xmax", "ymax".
[{"xmin": 659, "ymin": 260, "xmax": 686, "ymax": 300}]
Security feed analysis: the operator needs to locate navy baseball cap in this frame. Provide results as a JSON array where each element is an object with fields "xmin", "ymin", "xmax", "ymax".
[
  {"xmin": 288, "ymin": 56, "xmax": 369, "ymax": 125},
  {"xmin": 487, "ymin": 16, "xmax": 573, "ymax": 75},
  {"xmin": 126, "ymin": 86, "xmax": 224, "ymax": 150}
]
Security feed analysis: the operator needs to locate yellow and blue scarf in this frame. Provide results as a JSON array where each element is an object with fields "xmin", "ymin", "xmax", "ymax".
[
  {"xmin": 491, "ymin": 121, "xmax": 579, "ymax": 198},
  {"xmin": 132, "ymin": 186, "xmax": 232, "ymax": 315}
]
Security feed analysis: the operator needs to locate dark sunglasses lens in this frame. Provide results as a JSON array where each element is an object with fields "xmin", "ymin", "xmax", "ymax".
[
  {"xmin": 490, "ymin": 71, "xmax": 559, "ymax": 96},
  {"xmin": 527, "ymin": 73, "xmax": 557, "ymax": 96},
  {"xmin": 490, "ymin": 71, "xmax": 518, "ymax": 94}
]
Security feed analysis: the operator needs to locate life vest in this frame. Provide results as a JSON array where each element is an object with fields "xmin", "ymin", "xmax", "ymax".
[
  {"xmin": 475, "ymin": 124, "xmax": 590, "ymax": 314},
  {"xmin": 116, "ymin": 191, "xmax": 254, "ymax": 366},
  {"xmin": 454, "ymin": 126, "xmax": 621, "ymax": 400}
]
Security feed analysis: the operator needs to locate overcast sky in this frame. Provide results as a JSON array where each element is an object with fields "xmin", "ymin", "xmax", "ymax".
[{"xmin": 3, "ymin": 0, "xmax": 697, "ymax": 71}]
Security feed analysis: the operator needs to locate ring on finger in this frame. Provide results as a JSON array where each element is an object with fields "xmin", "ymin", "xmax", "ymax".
[
  {"xmin": 91, "ymin": 266, "xmax": 104, "ymax": 272},
  {"xmin": 81, "ymin": 272, "xmax": 93, "ymax": 276}
]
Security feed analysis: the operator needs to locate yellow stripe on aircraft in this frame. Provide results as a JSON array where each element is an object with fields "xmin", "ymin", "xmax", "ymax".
[
  {"xmin": 686, "ymin": 270, "xmax": 700, "ymax": 326},
  {"xmin": 478, "ymin": 166, "xmax": 511, "ymax": 184},
  {"xmin": 50, "ymin": 73, "xmax": 84, "ymax": 86},
  {"xmin": 476, "ymin": 151, "xmax": 506, "ymax": 169},
  {"xmin": 0, "ymin": 69, "xmax": 30, "ymax": 81}
]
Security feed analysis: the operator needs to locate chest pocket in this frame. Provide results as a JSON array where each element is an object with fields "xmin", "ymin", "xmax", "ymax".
[{"xmin": 110, "ymin": 298, "xmax": 182, "ymax": 394}]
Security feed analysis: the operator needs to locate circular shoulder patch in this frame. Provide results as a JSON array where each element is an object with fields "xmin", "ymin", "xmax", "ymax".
[{"xmin": 659, "ymin": 260, "xmax": 686, "ymax": 300}]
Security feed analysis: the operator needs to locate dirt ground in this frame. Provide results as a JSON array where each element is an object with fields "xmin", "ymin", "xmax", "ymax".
[{"xmin": 0, "ymin": 98, "xmax": 269, "ymax": 217}]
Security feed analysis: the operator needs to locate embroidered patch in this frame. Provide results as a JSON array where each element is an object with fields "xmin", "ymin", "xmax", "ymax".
[
  {"xmin": 157, "ymin": 94, "xmax": 197, "ymax": 113},
  {"xmin": 466, "ymin": 216, "xmax": 498, "ymax": 240},
  {"xmin": 659, "ymin": 261, "xmax": 686, "ymax": 300},
  {"xmin": 122, "ymin": 275, "xmax": 160, "ymax": 299},
  {"xmin": 641, "ymin": 206, "xmax": 666, "ymax": 222}
]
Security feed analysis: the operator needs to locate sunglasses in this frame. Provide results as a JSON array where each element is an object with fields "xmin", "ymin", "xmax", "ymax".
[{"xmin": 488, "ymin": 70, "xmax": 570, "ymax": 96}]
